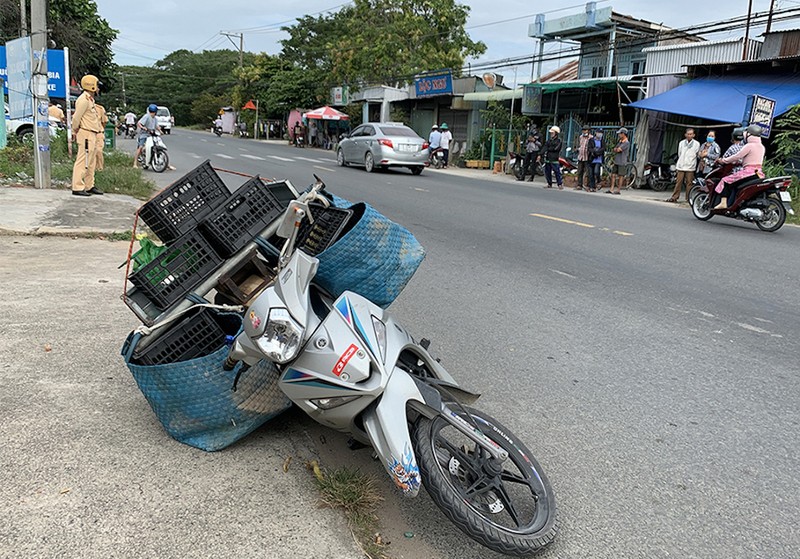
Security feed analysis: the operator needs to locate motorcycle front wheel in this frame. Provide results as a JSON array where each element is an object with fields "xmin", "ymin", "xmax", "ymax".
[
  {"xmin": 691, "ymin": 192, "xmax": 714, "ymax": 221},
  {"xmin": 152, "ymin": 150, "xmax": 169, "ymax": 173},
  {"xmin": 413, "ymin": 406, "xmax": 557, "ymax": 556}
]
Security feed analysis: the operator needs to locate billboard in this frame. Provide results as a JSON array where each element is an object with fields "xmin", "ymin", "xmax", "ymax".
[
  {"xmin": 5, "ymin": 37, "xmax": 33, "ymax": 119},
  {"xmin": 522, "ymin": 84, "xmax": 543, "ymax": 115},
  {"xmin": 1, "ymin": 45, "xmax": 68, "ymax": 102},
  {"xmin": 745, "ymin": 94, "xmax": 776, "ymax": 138},
  {"xmin": 415, "ymin": 72, "xmax": 453, "ymax": 98}
]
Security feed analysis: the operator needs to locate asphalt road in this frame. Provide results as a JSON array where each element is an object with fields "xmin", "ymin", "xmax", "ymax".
[{"xmin": 121, "ymin": 129, "xmax": 800, "ymax": 558}]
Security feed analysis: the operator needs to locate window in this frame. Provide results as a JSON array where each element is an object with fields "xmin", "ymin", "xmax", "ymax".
[{"xmin": 631, "ymin": 60, "xmax": 645, "ymax": 75}]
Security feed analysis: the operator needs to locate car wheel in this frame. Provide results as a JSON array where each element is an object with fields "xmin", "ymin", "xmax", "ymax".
[
  {"xmin": 17, "ymin": 127, "xmax": 34, "ymax": 145},
  {"xmin": 337, "ymin": 148, "xmax": 348, "ymax": 167},
  {"xmin": 365, "ymin": 151, "xmax": 375, "ymax": 173}
]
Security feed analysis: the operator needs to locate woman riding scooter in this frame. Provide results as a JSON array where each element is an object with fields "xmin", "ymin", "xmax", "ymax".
[{"xmin": 713, "ymin": 124, "xmax": 765, "ymax": 210}]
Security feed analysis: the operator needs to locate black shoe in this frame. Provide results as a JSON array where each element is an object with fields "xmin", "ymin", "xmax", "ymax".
[
  {"xmin": 72, "ymin": 190, "xmax": 91, "ymax": 197},
  {"xmin": 87, "ymin": 187, "xmax": 104, "ymax": 195}
]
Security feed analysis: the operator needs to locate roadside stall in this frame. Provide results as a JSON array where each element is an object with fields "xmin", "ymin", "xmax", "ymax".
[{"xmin": 302, "ymin": 106, "xmax": 350, "ymax": 149}]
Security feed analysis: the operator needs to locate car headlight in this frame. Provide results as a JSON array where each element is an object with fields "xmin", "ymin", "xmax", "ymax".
[{"xmin": 255, "ymin": 308, "xmax": 305, "ymax": 364}]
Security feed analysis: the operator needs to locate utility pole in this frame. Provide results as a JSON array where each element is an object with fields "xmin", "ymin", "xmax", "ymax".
[
  {"xmin": 220, "ymin": 32, "xmax": 244, "ymax": 71},
  {"xmin": 766, "ymin": 0, "xmax": 776, "ymax": 34},
  {"xmin": 20, "ymin": 0, "xmax": 27, "ymax": 36},
  {"xmin": 743, "ymin": 0, "xmax": 754, "ymax": 60},
  {"xmin": 31, "ymin": 0, "xmax": 50, "ymax": 189},
  {"xmin": 121, "ymin": 72, "xmax": 127, "ymax": 107}
]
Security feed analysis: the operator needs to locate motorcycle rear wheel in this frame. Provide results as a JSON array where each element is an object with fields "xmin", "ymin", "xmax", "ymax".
[
  {"xmin": 413, "ymin": 406, "xmax": 557, "ymax": 557},
  {"xmin": 756, "ymin": 198, "xmax": 786, "ymax": 232}
]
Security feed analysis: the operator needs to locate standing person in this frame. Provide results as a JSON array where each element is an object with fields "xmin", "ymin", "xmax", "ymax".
[
  {"xmin": 587, "ymin": 128, "xmax": 605, "ymax": 192},
  {"xmin": 698, "ymin": 130, "xmax": 720, "ymax": 175},
  {"xmin": 574, "ymin": 125, "xmax": 591, "ymax": 190},
  {"xmin": 665, "ymin": 128, "xmax": 700, "ymax": 203},
  {"xmin": 518, "ymin": 132, "xmax": 542, "ymax": 182},
  {"xmin": 541, "ymin": 125, "xmax": 563, "ymax": 189},
  {"xmin": 70, "ymin": 75, "xmax": 104, "ymax": 196},
  {"xmin": 48, "ymin": 101, "xmax": 65, "ymax": 126},
  {"xmin": 309, "ymin": 119, "xmax": 318, "ymax": 147},
  {"xmin": 95, "ymin": 103, "xmax": 108, "ymax": 171},
  {"xmin": 607, "ymin": 127, "xmax": 630, "ymax": 195},
  {"xmin": 134, "ymin": 104, "xmax": 160, "ymax": 168},
  {"xmin": 428, "ymin": 125, "xmax": 441, "ymax": 163},
  {"xmin": 439, "ymin": 123, "xmax": 452, "ymax": 168}
]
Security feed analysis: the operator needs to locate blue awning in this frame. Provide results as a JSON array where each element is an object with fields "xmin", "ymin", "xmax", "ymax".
[{"xmin": 629, "ymin": 75, "xmax": 800, "ymax": 123}]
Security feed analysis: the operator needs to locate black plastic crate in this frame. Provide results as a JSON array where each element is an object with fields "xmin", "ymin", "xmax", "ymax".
[
  {"xmin": 132, "ymin": 307, "xmax": 240, "ymax": 366},
  {"xmin": 139, "ymin": 160, "xmax": 228, "ymax": 244},
  {"xmin": 296, "ymin": 204, "xmax": 353, "ymax": 256},
  {"xmin": 200, "ymin": 176, "xmax": 287, "ymax": 258},
  {"xmin": 129, "ymin": 232, "xmax": 224, "ymax": 311}
]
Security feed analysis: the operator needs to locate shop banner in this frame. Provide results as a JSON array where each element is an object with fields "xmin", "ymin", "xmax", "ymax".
[
  {"xmin": 744, "ymin": 94, "xmax": 776, "ymax": 138},
  {"xmin": 1, "ymin": 45, "xmax": 67, "ymax": 104},
  {"xmin": 522, "ymin": 84, "xmax": 543, "ymax": 115},
  {"xmin": 415, "ymin": 72, "xmax": 453, "ymax": 98}
]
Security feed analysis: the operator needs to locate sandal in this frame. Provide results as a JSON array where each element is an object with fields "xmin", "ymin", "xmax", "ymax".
[
  {"xmin": 664, "ymin": 198, "xmax": 677, "ymax": 203},
  {"xmin": 611, "ymin": 191, "xmax": 621, "ymax": 195}
]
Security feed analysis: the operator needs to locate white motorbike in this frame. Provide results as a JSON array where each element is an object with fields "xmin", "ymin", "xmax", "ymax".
[
  {"xmin": 138, "ymin": 131, "xmax": 169, "ymax": 173},
  {"xmin": 225, "ymin": 179, "xmax": 558, "ymax": 556}
]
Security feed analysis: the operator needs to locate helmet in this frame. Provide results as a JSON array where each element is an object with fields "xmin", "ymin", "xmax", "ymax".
[
  {"xmin": 732, "ymin": 127, "xmax": 745, "ymax": 140},
  {"xmin": 440, "ymin": 122, "xmax": 448, "ymax": 130},
  {"xmin": 745, "ymin": 124, "xmax": 762, "ymax": 137},
  {"xmin": 80, "ymin": 75, "xmax": 100, "ymax": 93},
  {"xmin": 431, "ymin": 124, "xmax": 438, "ymax": 130},
  {"xmin": 148, "ymin": 104, "xmax": 158, "ymax": 113},
  {"xmin": 617, "ymin": 127, "xmax": 629, "ymax": 135},
  {"xmin": 549, "ymin": 126, "xmax": 560, "ymax": 134}
]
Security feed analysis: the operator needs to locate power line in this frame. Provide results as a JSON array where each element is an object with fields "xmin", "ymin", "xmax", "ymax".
[{"xmin": 224, "ymin": 2, "xmax": 352, "ymax": 34}]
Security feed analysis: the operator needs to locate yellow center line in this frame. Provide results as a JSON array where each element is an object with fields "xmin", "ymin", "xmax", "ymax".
[
  {"xmin": 530, "ymin": 213, "xmax": 595, "ymax": 228},
  {"xmin": 529, "ymin": 213, "xmax": 634, "ymax": 236}
]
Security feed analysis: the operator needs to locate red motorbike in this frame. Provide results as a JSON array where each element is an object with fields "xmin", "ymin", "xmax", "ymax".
[{"xmin": 690, "ymin": 164, "xmax": 795, "ymax": 232}]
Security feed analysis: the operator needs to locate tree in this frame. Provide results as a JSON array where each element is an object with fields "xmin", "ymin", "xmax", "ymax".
[
  {"xmin": 280, "ymin": 0, "xmax": 485, "ymax": 89},
  {"xmin": 0, "ymin": 0, "xmax": 117, "ymax": 81}
]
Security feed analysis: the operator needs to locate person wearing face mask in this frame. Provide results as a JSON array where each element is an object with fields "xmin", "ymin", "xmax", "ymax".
[
  {"xmin": 541, "ymin": 125, "xmax": 563, "ymax": 189},
  {"xmin": 712, "ymin": 124, "xmax": 766, "ymax": 210},
  {"xmin": 698, "ymin": 130, "xmax": 720, "ymax": 175}
]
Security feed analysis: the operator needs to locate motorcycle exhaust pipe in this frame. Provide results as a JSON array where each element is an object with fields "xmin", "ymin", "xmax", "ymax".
[{"xmin": 739, "ymin": 208, "xmax": 764, "ymax": 220}]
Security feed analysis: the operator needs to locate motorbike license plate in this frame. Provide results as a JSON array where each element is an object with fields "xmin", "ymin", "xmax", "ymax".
[
  {"xmin": 780, "ymin": 191, "xmax": 792, "ymax": 202},
  {"xmin": 643, "ymin": 169, "xmax": 650, "ymax": 176}
]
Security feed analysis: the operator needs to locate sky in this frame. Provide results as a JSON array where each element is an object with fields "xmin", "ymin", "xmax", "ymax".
[{"xmin": 96, "ymin": 0, "xmax": 799, "ymax": 86}]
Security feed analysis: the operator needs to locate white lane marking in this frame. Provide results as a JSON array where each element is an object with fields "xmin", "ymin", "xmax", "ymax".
[
  {"xmin": 313, "ymin": 165, "xmax": 336, "ymax": 173},
  {"xmin": 752, "ymin": 317, "xmax": 773, "ymax": 324},
  {"xmin": 187, "ymin": 152, "xmax": 202, "ymax": 159},
  {"xmin": 241, "ymin": 154, "xmax": 266, "ymax": 161},
  {"xmin": 549, "ymin": 269, "xmax": 576, "ymax": 279},
  {"xmin": 268, "ymin": 155, "xmax": 294, "ymax": 162},
  {"xmin": 200, "ymin": 138, "xmax": 208, "ymax": 142},
  {"xmin": 698, "ymin": 311, "xmax": 715, "ymax": 318},
  {"xmin": 238, "ymin": 147, "xmax": 249, "ymax": 151},
  {"xmin": 736, "ymin": 322, "xmax": 772, "ymax": 335},
  {"xmin": 214, "ymin": 153, "xmax": 234, "ymax": 160},
  {"xmin": 295, "ymin": 156, "xmax": 322, "ymax": 163},
  {"xmin": 216, "ymin": 142, "xmax": 225, "ymax": 146},
  {"xmin": 414, "ymin": 187, "xmax": 429, "ymax": 192}
]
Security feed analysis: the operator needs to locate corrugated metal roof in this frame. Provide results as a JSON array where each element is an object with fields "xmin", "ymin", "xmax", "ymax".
[
  {"xmin": 540, "ymin": 61, "xmax": 580, "ymax": 83},
  {"xmin": 462, "ymin": 75, "xmax": 637, "ymax": 102},
  {"xmin": 688, "ymin": 53, "xmax": 800, "ymax": 67},
  {"xmin": 643, "ymin": 37, "xmax": 741, "ymax": 53}
]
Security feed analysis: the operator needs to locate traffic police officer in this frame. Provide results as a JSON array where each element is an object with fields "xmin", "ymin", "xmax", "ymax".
[{"xmin": 71, "ymin": 75, "xmax": 104, "ymax": 196}]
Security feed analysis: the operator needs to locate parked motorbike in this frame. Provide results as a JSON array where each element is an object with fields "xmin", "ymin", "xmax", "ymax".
[
  {"xmin": 224, "ymin": 179, "xmax": 558, "ymax": 556},
  {"xmin": 643, "ymin": 160, "xmax": 676, "ymax": 191},
  {"xmin": 429, "ymin": 147, "xmax": 445, "ymax": 169},
  {"xmin": 559, "ymin": 149, "xmax": 577, "ymax": 175},
  {"xmin": 295, "ymin": 133, "xmax": 305, "ymax": 148},
  {"xmin": 691, "ymin": 167, "xmax": 794, "ymax": 232},
  {"xmin": 137, "ymin": 131, "xmax": 169, "ymax": 173},
  {"xmin": 509, "ymin": 151, "xmax": 543, "ymax": 180}
]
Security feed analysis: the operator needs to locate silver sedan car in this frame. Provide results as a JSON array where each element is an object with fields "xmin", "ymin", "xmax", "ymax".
[{"xmin": 337, "ymin": 122, "xmax": 429, "ymax": 175}]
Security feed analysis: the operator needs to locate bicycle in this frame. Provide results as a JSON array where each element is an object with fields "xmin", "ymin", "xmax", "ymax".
[{"xmin": 603, "ymin": 156, "xmax": 638, "ymax": 189}]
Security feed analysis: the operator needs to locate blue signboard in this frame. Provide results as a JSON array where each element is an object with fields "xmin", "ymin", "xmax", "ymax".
[
  {"xmin": 5, "ymin": 37, "xmax": 32, "ymax": 119},
  {"xmin": 415, "ymin": 72, "xmax": 453, "ymax": 98},
  {"xmin": 1, "ymin": 46, "xmax": 67, "ymax": 100}
]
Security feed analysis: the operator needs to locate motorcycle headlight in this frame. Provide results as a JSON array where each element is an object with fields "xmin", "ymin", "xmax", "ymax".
[
  {"xmin": 255, "ymin": 308, "xmax": 305, "ymax": 364},
  {"xmin": 372, "ymin": 316, "xmax": 387, "ymax": 362}
]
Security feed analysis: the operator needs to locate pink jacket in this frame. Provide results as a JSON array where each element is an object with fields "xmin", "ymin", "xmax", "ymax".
[{"xmin": 719, "ymin": 134, "xmax": 764, "ymax": 168}]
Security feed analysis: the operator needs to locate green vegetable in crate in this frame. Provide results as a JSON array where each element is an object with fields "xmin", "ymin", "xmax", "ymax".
[{"xmin": 132, "ymin": 237, "xmax": 167, "ymax": 271}]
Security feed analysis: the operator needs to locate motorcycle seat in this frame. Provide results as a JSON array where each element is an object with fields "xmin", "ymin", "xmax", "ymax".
[{"xmin": 730, "ymin": 174, "xmax": 762, "ymax": 189}]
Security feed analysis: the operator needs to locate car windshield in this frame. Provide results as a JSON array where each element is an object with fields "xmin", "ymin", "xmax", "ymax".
[
  {"xmin": 156, "ymin": 109, "xmax": 169, "ymax": 117},
  {"xmin": 378, "ymin": 126, "xmax": 418, "ymax": 138}
]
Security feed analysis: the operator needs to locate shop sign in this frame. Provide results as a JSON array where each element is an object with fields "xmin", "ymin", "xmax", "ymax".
[
  {"xmin": 415, "ymin": 72, "xmax": 453, "ymax": 98},
  {"xmin": 744, "ymin": 94, "xmax": 776, "ymax": 138},
  {"xmin": 522, "ymin": 84, "xmax": 543, "ymax": 115}
]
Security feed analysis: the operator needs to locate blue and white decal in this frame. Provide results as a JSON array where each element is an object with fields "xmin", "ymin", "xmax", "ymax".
[{"xmin": 335, "ymin": 296, "xmax": 374, "ymax": 354}]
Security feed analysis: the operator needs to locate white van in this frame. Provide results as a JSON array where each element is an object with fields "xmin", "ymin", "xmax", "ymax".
[{"xmin": 156, "ymin": 106, "xmax": 173, "ymax": 134}]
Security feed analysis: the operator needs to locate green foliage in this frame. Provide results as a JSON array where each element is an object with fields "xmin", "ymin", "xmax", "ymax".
[
  {"xmin": 0, "ymin": 0, "xmax": 118, "ymax": 83},
  {"xmin": 280, "ymin": 0, "xmax": 486, "ymax": 88},
  {"xmin": 766, "ymin": 104, "xmax": 800, "ymax": 222},
  {"xmin": 191, "ymin": 93, "xmax": 230, "ymax": 126}
]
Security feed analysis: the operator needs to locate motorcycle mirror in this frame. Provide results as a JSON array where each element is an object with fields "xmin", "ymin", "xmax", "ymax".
[{"xmin": 276, "ymin": 201, "xmax": 310, "ymax": 239}]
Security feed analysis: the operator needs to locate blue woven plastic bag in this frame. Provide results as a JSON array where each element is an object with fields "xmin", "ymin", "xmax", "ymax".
[
  {"xmin": 121, "ymin": 315, "xmax": 291, "ymax": 452},
  {"xmin": 313, "ymin": 196, "xmax": 425, "ymax": 308}
]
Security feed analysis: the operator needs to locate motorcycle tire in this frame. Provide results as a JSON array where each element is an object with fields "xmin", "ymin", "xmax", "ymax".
[
  {"xmin": 756, "ymin": 198, "xmax": 786, "ymax": 232},
  {"xmin": 688, "ymin": 185, "xmax": 703, "ymax": 205},
  {"xmin": 152, "ymin": 151, "xmax": 169, "ymax": 173},
  {"xmin": 413, "ymin": 406, "xmax": 557, "ymax": 557},
  {"xmin": 691, "ymin": 192, "xmax": 714, "ymax": 221},
  {"xmin": 650, "ymin": 178, "xmax": 669, "ymax": 192},
  {"xmin": 535, "ymin": 163, "xmax": 544, "ymax": 176},
  {"xmin": 513, "ymin": 164, "xmax": 525, "ymax": 181}
]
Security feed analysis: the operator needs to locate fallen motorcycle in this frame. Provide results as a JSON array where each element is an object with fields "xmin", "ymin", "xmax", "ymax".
[{"xmin": 224, "ymin": 179, "xmax": 558, "ymax": 556}]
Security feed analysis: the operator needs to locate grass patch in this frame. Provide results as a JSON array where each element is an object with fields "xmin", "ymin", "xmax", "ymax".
[
  {"xmin": 1, "ymin": 132, "xmax": 155, "ymax": 200},
  {"xmin": 764, "ymin": 161, "xmax": 800, "ymax": 225},
  {"xmin": 308, "ymin": 460, "xmax": 389, "ymax": 559}
]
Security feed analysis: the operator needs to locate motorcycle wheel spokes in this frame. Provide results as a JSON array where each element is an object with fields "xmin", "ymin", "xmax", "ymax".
[{"xmin": 414, "ymin": 407, "xmax": 557, "ymax": 555}]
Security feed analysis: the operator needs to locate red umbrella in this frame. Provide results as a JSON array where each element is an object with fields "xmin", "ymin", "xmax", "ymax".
[{"xmin": 302, "ymin": 106, "xmax": 349, "ymax": 120}]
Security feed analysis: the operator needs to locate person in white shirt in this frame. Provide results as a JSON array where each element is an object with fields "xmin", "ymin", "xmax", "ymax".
[
  {"xmin": 439, "ymin": 122, "xmax": 453, "ymax": 168},
  {"xmin": 124, "ymin": 111, "xmax": 136, "ymax": 126},
  {"xmin": 666, "ymin": 128, "xmax": 700, "ymax": 203}
]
